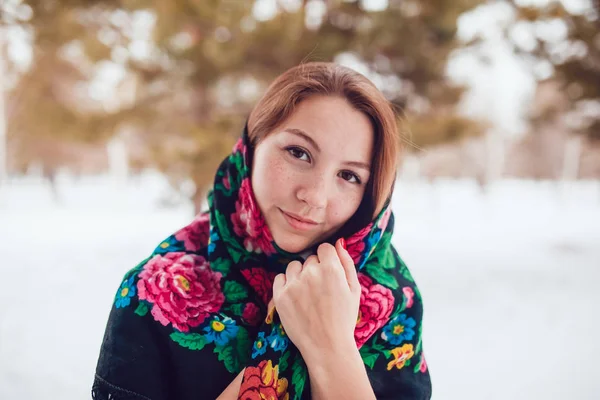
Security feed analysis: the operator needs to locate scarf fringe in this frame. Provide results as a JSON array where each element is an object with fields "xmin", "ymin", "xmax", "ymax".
[{"xmin": 92, "ymin": 376, "xmax": 151, "ymax": 400}]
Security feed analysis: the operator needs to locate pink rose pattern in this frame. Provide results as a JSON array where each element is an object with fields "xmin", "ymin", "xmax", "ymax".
[
  {"xmin": 232, "ymin": 137, "xmax": 245, "ymax": 155},
  {"xmin": 174, "ymin": 213, "xmax": 210, "ymax": 252},
  {"xmin": 402, "ymin": 286, "xmax": 415, "ymax": 309},
  {"xmin": 231, "ymin": 178, "xmax": 276, "ymax": 255},
  {"xmin": 137, "ymin": 252, "xmax": 225, "ymax": 332},
  {"xmin": 354, "ymin": 273, "xmax": 395, "ymax": 348},
  {"xmin": 378, "ymin": 207, "xmax": 392, "ymax": 231}
]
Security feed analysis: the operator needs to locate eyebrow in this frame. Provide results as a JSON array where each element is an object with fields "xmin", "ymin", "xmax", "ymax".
[
  {"xmin": 284, "ymin": 128, "xmax": 321, "ymax": 153},
  {"xmin": 283, "ymin": 128, "xmax": 371, "ymax": 172},
  {"xmin": 344, "ymin": 160, "xmax": 371, "ymax": 172}
]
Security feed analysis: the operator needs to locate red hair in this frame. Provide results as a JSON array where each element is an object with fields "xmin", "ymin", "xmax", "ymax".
[{"xmin": 248, "ymin": 62, "xmax": 399, "ymax": 227}]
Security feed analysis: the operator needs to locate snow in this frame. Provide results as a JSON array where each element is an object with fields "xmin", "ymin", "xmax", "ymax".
[{"xmin": 1, "ymin": 172, "xmax": 599, "ymax": 399}]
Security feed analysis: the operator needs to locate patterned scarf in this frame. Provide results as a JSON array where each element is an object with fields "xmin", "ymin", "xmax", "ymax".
[{"xmin": 94, "ymin": 124, "xmax": 431, "ymax": 400}]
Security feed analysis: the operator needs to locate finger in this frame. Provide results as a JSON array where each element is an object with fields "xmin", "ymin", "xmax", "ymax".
[
  {"xmin": 272, "ymin": 273, "xmax": 286, "ymax": 299},
  {"xmin": 336, "ymin": 238, "xmax": 360, "ymax": 292},
  {"xmin": 316, "ymin": 242, "xmax": 338, "ymax": 267},
  {"xmin": 303, "ymin": 254, "xmax": 319, "ymax": 269},
  {"xmin": 286, "ymin": 260, "xmax": 303, "ymax": 282}
]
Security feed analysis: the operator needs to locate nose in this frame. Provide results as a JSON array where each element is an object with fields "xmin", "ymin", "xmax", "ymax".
[{"xmin": 296, "ymin": 174, "xmax": 328, "ymax": 210}]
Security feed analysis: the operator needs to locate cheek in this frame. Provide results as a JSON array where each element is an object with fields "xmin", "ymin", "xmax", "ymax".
[
  {"xmin": 327, "ymin": 191, "xmax": 363, "ymax": 226},
  {"xmin": 253, "ymin": 153, "xmax": 294, "ymax": 205}
]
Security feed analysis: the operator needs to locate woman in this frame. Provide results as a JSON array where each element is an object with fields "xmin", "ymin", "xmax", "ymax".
[{"xmin": 93, "ymin": 62, "xmax": 432, "ymax": 400}]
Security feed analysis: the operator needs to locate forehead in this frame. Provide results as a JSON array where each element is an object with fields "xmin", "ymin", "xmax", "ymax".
[{"xmin": 274, "ymin": 96, "xmax": 374, "ymax": 162}]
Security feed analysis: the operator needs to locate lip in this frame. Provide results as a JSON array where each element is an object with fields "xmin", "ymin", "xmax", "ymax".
[{"xmin": 279, "ymin": 209, "xmax": 320, "ymax": 231}]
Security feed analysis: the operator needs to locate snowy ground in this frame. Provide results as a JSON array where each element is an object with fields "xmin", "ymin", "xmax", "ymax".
[{"xmin": 1, "ymin": 172, "xmax": 599, "ymax": 400}]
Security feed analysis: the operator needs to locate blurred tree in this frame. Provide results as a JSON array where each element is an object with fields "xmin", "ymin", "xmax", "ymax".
[
  {"xmin": 2, "ymin": 0, "xmax": 125, "ymax": 182},
  {"xmin": 141, "ymin": 0, "xmax": 486, "ymax": 145},
  {"xmin": 503, "ymin": 0, "xmax": 599, "ymax": 140},
  {"xmin": 117, "ymin": 0, "xmax": 487, "ymax": 210},
  {"xmin": 3, "ymin": 0, "xmax": 486, "ymax": 211},
  {"xmin": 491, "ymin": 0, "xmax": 600, "ymax": 180}
]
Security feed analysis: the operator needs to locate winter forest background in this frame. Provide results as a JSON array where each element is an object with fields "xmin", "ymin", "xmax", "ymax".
[{"xmin": 1, "ymin": 0, "xmax": 599, "ymax": 399}]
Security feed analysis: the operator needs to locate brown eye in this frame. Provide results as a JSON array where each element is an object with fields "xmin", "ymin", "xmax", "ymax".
[
  {"xmin": 286, "ymin": 147, "xmax": 310, "ymax": 162},
  {"xmin": 339, "ymin": 170, "xmax": 361, "ymax": 184}
]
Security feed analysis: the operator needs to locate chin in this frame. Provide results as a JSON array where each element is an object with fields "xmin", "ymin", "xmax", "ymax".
[{"xmin": 272, "ymin": 234, "xmax": 313, "ymax": 254}]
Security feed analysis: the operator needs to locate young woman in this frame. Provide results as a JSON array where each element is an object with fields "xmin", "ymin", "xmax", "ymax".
[{"xmin": 93, "ymin": 62, "xmax": 432, "ymax": 400}]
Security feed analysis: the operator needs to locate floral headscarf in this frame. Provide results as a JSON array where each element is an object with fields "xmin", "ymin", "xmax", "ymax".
[{"xmin": 93, "ymin": 124, "xmax": 432, "ymax": 400}]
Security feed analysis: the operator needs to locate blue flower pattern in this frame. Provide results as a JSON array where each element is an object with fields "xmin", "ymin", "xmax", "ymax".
[
  {"xmin": 115, "ymin": 276, "xmax": 136, "ymax": 308},
  {"xmin": 267, "ymin": 323, "xmax": 289, "ymax": 353},
  {"xmin": 204, "ymin": 316, "xmax": 239, "ymax": 346},
  {"xmin": 252, "ymin": 332, "xmax": 268, "ymax": 359},
  {"xmin": 381, "ymin": 313, "xmax": 416, "ymax": 345}
]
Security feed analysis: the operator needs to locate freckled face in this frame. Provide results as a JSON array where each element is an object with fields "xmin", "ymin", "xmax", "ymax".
[{"xmin": 251, "ymin": 95, "xmax": 374, "ymax": 253}]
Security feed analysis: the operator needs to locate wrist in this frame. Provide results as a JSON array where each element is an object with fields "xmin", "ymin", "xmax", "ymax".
[
  {"xmin": 300, "ymin": 335, "xmax": 357, "ymax": 366},
  {"xmin": 302, "ymin": 340, "xmax": 375, "ymax": 400},
  {"xmin": 301, "ymin": 337, "xmax": 360, "ymax": 373}
]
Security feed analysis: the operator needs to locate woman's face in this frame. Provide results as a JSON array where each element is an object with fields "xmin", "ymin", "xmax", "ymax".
[{"xmin": 251, "ymin": 95, "xmax": 374, "ymax": 253}]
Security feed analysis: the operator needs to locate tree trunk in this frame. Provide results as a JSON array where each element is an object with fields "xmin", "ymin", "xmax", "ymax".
[
  {"xmin": 561, "ymin": 135, "xmax": 582, "ymax": 181},
  {"xmin": 559, "ymin": 135, "xmax": 583, "ymax": 206},
  {"xmin": 42, "ymin": 166, "xmax": 60, "ymax": 204},
  {"xmin": 0, "ymin": 28, "xmax": 7, "ymax": 190},
  {"xmin": 484, "ymin": 130, "xmax": 505, "ymax": 188},
  {"xmin": 107, "ymin": 133, "xmax": 129, "ymax": 185}
]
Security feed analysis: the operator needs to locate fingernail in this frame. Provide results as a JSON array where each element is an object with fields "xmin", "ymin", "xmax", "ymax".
[{"xmin": 339, "ymin": 238, "xmax": 346, "ymax": 250}]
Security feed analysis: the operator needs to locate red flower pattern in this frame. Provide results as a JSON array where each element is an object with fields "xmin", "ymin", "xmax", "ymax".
[
  {"xmin": 137, "ymin": 253, "xmax": 224, "ymax": 332},
  {"xmin": 174, "ymin": 213, "xmax": 210, "ymax": 252},
  {"xmin": 354, "ymin": 273, "xmax": 395, "ymax": 348},
  {"xmin": 241, "ymin": 268, "xmax": 277, "ymax": 305},
  {"xmin": 231, "ymin": 178, "xmax": 276, "ymax": 255}
]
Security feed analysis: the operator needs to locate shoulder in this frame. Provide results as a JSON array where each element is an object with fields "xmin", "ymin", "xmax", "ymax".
[
  {"xmin": 153, "ymin": 212, "xmax": 211, "ymax": 254},
  {"xmin": 95, "ymin": 251, "xmax": 230, "ymax": 399}
]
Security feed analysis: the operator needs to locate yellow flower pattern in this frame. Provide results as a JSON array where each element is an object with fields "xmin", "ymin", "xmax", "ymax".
[{"xmin": 387, "ymin": 344, "xmax": 415, "ymax": 371}]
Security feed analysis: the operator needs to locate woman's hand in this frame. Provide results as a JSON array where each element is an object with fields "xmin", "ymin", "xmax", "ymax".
[
  {"xmin": 216, "ymin": 368, "xmax": 244, "ymax": 400},
  {"xmin": 272, "ymin": 239, "xmax": 361, "ymax": 357}
]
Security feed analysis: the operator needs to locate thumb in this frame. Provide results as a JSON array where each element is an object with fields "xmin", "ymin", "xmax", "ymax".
[
  {"xmin": 272, "ymin": 273, "xmax": 286, "ymax": 300},
  {"xmin": 336, "ymin": 238, "xmax": 360, "ymax": 293}
]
